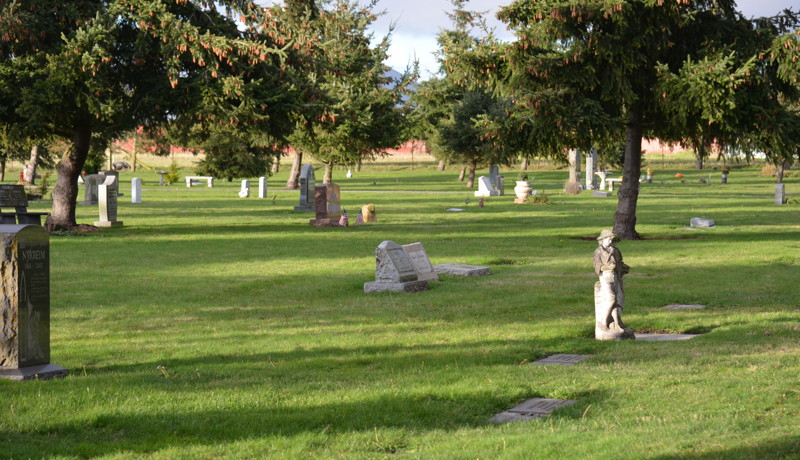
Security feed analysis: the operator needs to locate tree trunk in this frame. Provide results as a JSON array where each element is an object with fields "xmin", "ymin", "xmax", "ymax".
[
  {"xmin": 286, "ymin": 151, "xmax": 302, "ymax": 189},
  {"xmin": 51, "ymin": 121, "xmax": 92, "ymax": 228},
  {"xmin": 271, "ymin": 157, "xmax": 280, "ymax": 173},
  {"xmin": 695, "ymin": 153, "xmax": 703, "ymax": 170},
  {"xmin": 457, "ymin": 166, "xmax": 465, "ymax": 182},
  {"xmin": 520, "ymin": 157, "xmax": 528, "ymax": 171},
  {"xmin": 613, "ymin": 109, "xmax": 644, "ymax": 240},
  {"xmin": 777, "ymin": 162, "xmax": 784, "ymax": 184},
  {"xmin": 323, "ymin": 162, "xmax": 333, "ymax": 184},
  {"xmin": 0, "ymin": 159, "xmax": 5, "ymax": 181},
  {"xmin": 131, "ymin": 133, "xmax": 137, "ymax": 172},
  {"xmin": 466, "ymin": 162, "xmax": 476, "ymax": 188},
  {"xmin": 437, "ymin": 160, "xmax": 446, "ymax": 171},
  {"xmin": 356, "ymin": 159, "xmax": 362, "ymax": 172},
  {"xmin": 23, "ymin": 145, "xmax": 41, "ymax": 185}
]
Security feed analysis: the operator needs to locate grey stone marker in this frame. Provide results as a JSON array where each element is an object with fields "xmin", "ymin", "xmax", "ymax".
[
  {"xmin": 592, "ymin": 191, "xmax": 612, "ymax": 197},
  {"xmin": 564, "ymin": 148, "xmax": 582, "ymax": 194},
  {"xmin": 364, "ymin": 241, "xmax": 428, "ymax": 293},
  {"xmin": 690, "ymin": 217, "xmax": 715, "ymax": 228},
  {"xmin": 585, "ymin": 148, "xmax": 598, "ymax": 190},
  {"xmin": 402, "ymin": 242, "xmax": 439, "ymax": 282},
  {"xmin": 474, "ymin": 176, "xmax": 498, "ymax": 197},
  {"xmin": 100, "ymin": 170, "xmax": 120, "ymax": 196},
  {"xmin": 496, "ymin": 175, "xmax": 505, "ymax": 196},
  {"xmin": 79, "ymin": 173, "xmax": 103, "ymax": 205},
  {"xmin": 95, "ymin": 176, "xmax": 122, "ymax": 227},
  {"xmin": 238, "ymin": 180, "xmax": 250, "ymax": 198},
  {"xmin": 636, "ymin": 334, "xmax": 699, "ymax": 341},
  {"xmin": 258, "ymin": 177, "xmax": 267, "ymax": 199},
  {"xmin": 433, "ymin": 263, "xmax": 491, "ymax": 276},
  {"xmin": 663, "ymin": 304, "xmax": 705, "ymax": 310},
  {"xmin": 489, "ymin": 398, "xmax": 577, "ymax": 423},
  {"xmin": 489, "ymin": 165, "xmax": 500, "ymax": 187},
  {"xmin": 775, "ymin": 183, "xmax": 785, "ymax": 205},
  {"xmin": 131, "ymin": 178, "xmax": 142, "ymax": 204},
  {"xmin": 294, "ymin": 164, "xmax": 316, "ymax": 211},
  {"xmin": 531, "ymin": 354, "xmax": 592, "ymax": 366},
  {"xmin": 0, "ymin": 225, "xmax": 68, "ymax": 381}
]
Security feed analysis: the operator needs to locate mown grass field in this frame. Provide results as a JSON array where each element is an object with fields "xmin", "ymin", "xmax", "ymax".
[{"xmin": 1, "ymin": 158, "xmax": 798, "ymax": 459}]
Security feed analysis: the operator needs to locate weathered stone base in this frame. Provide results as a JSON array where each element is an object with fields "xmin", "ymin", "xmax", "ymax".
[
  {"xmin": 94, "ymin": 220, "xmax": 123, "ymax": 227},
  {"xmin": 636, "ymin": 334, "xmax": 699, "ymax": 342},
  {"xmin": 514, "ymin": 197, "xmax": 527, "ymax": 204},
  {"xmin": 364, "ymin": 280, "xmax": 428, "ymax": 293},
  {"xmin": 434, "ymin": 263, "xmax": 491, "ymax": 276},
  {"xmin": 0, "ymin": 363, "xmax": 68, "ymax": 381},
  {"xmin": 591, "ymin": 191, "xmax": 612, "ymax": 197},
  {"xmin": 309, "ymin": 218, "xmax": 341, "ymax": 227},
  {"xmin": 595, "ymin": 325, "xmax": 635, "ymax": 341}
]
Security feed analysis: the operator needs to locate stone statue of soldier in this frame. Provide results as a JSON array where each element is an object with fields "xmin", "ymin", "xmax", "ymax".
[{"xmin": 593, "ymin": 229, "xmax": 635, "ymax": 340}]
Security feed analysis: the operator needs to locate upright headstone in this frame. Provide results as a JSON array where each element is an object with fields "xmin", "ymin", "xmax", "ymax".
[
  {"xmin": 496, "ymin": 176, "xmax": 505, "ymax": 196},
  {"xmin": 238, "ymin": 180, "xmax": 250, "ymax": 198},
  {"xmin": 775, "ymin": 184, "xmax": 785, "ymax": 205},
  {"xmin": 94, "ymin": 176, "xmax": 122, "ymax": 227},
  {"xmin": 565, "ymin": 148, "xmax": 582, "ymax": 194},
  {"xmin": 258, "ymin": 177, "xmax": 267, "ymax": 199},
  {"xmin": 402, "ymin": 242, "xmax": 439, "ymax": 282},
  {"xmin": 585, "ymin": 148, "xmax": 598, "ymax": 190},
  {"xmin": 100, "ymin": 170, "xmax": 120, "ymax": 196},
  {"xmin": 489, "ymin": 165, "xmax": 500, "ymax": 187},
  {"xmin": 364, "ymin": 241, "xmax": 428, "ymax": 293},
  {"xmin": 131, "ymin": 178, "xmax": 142, "ymax": 204},
  {"xmin": 310, "ymin": 184, "xmax": 339, "ymax": 227},
  {"xmin": 79, "ymin": 174, "xmax": 103, "ymax": 205},
  {"xmin": 474, "ymin": 176, "xmax": 498, "ymax": 197},
  {"xmin": 0, "ymin": 225, "xmax": 68, "ymax": 381},
  {"xmin": 294, "ymin": 165, "xmax": 316, "ymax": 211},
  {"xmin": 326, "ymin": 183, "xmax": 342, "ymax": 218}
]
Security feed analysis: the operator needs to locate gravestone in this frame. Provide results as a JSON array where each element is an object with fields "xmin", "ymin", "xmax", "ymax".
[
  {"xmin": 775, "ymin": 184, "xmax": 785, "ymax": 205},
  {"xmin": 433, "ymin": 263, "xmax": 491, "ymax": 276},
  {"xmin": 94, "ymin": 176, "xmax": 122, "ymax": 227},
  {"xmin": 489, "ymin": 398, "xmax": 577, "ymax": 423},
  {"xmin": 585, "ymin": 148, "xmax": 598, "ymax": 189},
  {"xmin": 99, "ymin": 170, "xmax": 122, "ymax": 197},
  {"xmin": 294, "ymin": 164, "xmax": 316, "ymax": 211},
  {"xmin": 79, "ymin": 174, "xmax": 103, "ymax": 205},
  {"xmin": 592, "ymin": 191, "xmax": 612, "ymax": 198},
  {"xmin": 310, "ymin": 185, "xmax": 339, "ymax": 227},
  {"xmin": 131, "ymin": 178, "xmax": 142, "ymax": 204},
  {"xmin": 532, "ymin": 354, "xmax": 592, "ymax": 366},
  {"xmin": 474, "ymin": 176, "xmax": 498, "ymax": 197},
  {"xmin": 402, "ymin": 242, "xmax": 439, "ymax": 282},
  {"xmin": 564, "ymin": 148, "xmax": 582, "ymax": 194},
  {"xmin": 238, "ymin": 180, "xmax": 250, "ymax": 198},
  {"xmin": 496, "ymin": 175, "xmax": 505, "ymax": 196},
  {"xmin": 663, "ymin": 304, "xmax": 705, "ymax": 310},
  {"xmin": 326, "ymin": 183, "xmax": 342, "ymax": 218},
  {"xmin": 690, "ymin": 217, "xmax": 715, "ymax": 228},
  {"xmin": 258, "ymin": 177, "xmax": 267, "ymax": 199},
  {"xmin": 364, "ymin": 241, "xmax": 428, "ymax": 293},
  {"xmin": 636, "ymin": 334, "xmax": 699, "ymax": 341},
  {"xmin": 489, "ymin": 165, "xmax": 500, "ymax": 187},
  {"xmin": 0, "ymin": 225, "xmax": 68, "ymax": 381}
]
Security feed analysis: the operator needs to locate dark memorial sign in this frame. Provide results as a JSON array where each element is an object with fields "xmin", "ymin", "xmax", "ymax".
[{"xmin": 0, "ymin": 225, "xmax": 67, "ymax": 380}]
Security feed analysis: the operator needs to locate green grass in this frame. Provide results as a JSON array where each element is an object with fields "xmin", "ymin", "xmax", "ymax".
[{"xmin": 2, "ymin": 162, "xmax": 799, "ymax": 459}]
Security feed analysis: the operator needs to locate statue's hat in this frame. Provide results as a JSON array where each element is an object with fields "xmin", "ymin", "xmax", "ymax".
[{"xmin": 597, "ymin": 229, "xmax": 619, "ymax": 241}]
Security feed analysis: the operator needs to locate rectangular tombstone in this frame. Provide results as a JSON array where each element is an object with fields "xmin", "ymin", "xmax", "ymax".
[
  {"xmin": 489, "ymin": 165, "xmax": 500, "ymax": 187},
  {"xmin": 294, "ymin": 165, "xmax": 316, "ymax": 211},
  {"xmin": 0, "ymin": 225, "xmax": 67, "ymax": 380},
  {"xmin": 496, "ymin": 176, "xmax": 505, "ymax": 196},
  {"xmin": 100, "ymin": 170, "xmax": 121, "ymax": 197},
  {"xmin": 775, "ymin": 184, "xmax": 785, "ymax": 205},
  {"xmin": 402, "ymin": 242, "xmax": 439, "ymax": 281},
  {"xmin": 474, "ymin": 176, "xmax": 498, "ymax": 197},
  {"xmin": 95, "ymin": 176, "xmax": 122, "ymax": 227},
  {"xmin": 365, "ymin": 240, "xmax": 428, "ymax": 293},
  {"xmin": 131, "ymin": 178, "xmax": 142, "ymax": 204},
  {"xmin": 585, "ymin": 148, "xmax": 598, "ymax": 189},
  {"xmin": 326, "ymin": 183, "xmax": 342, "ymax": 218},
  {"xmin": 310, "ymin": 184, "xmax": 339, "ymax": 227},
  {"xmin": 258, "ymin": 177, "xmax": 267, "ymax": 199},
  {"xmin": 79, "ymin": 174, "xmax": 103, "ymax": 205}
]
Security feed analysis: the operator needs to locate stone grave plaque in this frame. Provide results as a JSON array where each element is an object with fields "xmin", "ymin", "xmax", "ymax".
[
  {"xmin": 0, "ymin": 225, "xmax": 67, "ymax": 380},
  {"xmin": 489, "ymin": 398, "xmax": 577, "ymax": 423},
  {"xmin": 294, "ymin": 164, "xmax": 316, "ymax": 211},
  {"xmin": 433, "ymin": 263, "xmax": 491, "ymax": 276},
  {"xmin": 365, "ymin": 240, "xmax": 428, "ymax": 293},
  {"xmin": 531, "ymin": 354, "xmax": 591, "ymax": 366},
  {"xmin": 663, "ymin": 304, "xmax": 705, "ymax": 310},
  {"xmin": 636, "ymin": 334, "xmax": 699, "ymax": 342},
  {"xmin": 690, "ymin": 217, "xmax": 715, "ymax": 228},
  {"xmin": 402, "ymin": 242, "xmax": 439, "ymax": 281}
]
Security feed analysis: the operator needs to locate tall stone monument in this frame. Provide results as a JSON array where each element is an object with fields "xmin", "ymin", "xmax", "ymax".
[
  {"xmin": 95, "ymin": 176, "xmax": 122, "ymax": 227},
  {"xmin": 593, "ymin": 229, "xmax": 634, "ymax": 340},
  {"xmin": 238, "ymin": 180, "xmax": 250, "ymax": 198},
  {"xmin": 585, "ymin": 148, "xmax": 598, "ymax": 190},
  {"xmin": 0, "ymin": 225, "xmax": 68, "ymax": 380},
  {"xmin": 258, "ymin": 177, "xmax": 267, "ymax": 199},
  {"xmin": 131, "ymin": 178, "xmax": 142, "ymax": 204},
  {"xmin": 294, "ymin": 165, "xmax": 316, "ymax": 211},
  {"xmin": 564, "ymin": 148, "xmax": 582, "ymax": 195},
  {"xmin": 79, "ymin": 174, "xmax": 103, "ymax": 205},
  {"xmin": 364, "ymin": 241, "xmax": 429, "ymax": 293}
]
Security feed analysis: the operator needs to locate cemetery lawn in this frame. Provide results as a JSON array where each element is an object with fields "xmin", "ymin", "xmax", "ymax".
[{"xmin": 1, "ymin": 163, "xmax": 799, "ymax": 459}]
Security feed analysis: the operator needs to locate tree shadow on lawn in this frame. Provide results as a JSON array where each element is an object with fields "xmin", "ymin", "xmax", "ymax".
[{"xmin": 647, "ymin": 434, "xmax": 800, "ymax": 460}]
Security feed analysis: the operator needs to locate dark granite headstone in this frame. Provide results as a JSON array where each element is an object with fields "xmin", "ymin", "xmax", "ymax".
[
  {"xmin": 0, "ymin": 225, "xmax": 67, "ymax": 380},
  {"xmin": 294, "ymin": 165, "xmax": 316, "ymax": 211}
]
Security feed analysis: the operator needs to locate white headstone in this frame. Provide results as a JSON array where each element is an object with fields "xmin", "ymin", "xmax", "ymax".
[
  {"xmin": 238, "ymin": 180, "xmax": 250, "ymax": 198},
  {"xmin": 402, "ymin": 242, "xmax": 439, "ymax": 282},
  {"xmin": 775, "ymin": 184, "xmax": 785, "ymax": 205},
  {"xmin": 131, "ymin": 178, "xmax": 142, "ymax": 204},
  {"xmin": 690, "ymin": 217, "xmax": 715, "ymax": 228},
  {"xmin": 474, "ymin": 176, "xmax": 498, "ymax": 197},
  {"xmin": 258, "ymin": 177, "xmax": 267, "ymax": 198},
  {"xmin": 95, "ymin": 176, "xmax": 122, "ymax": 227}
]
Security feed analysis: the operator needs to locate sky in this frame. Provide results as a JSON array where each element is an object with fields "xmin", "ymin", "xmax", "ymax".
[{"xmin": 365, "ymin": 0, "xmax": 800, "ymax": 78}]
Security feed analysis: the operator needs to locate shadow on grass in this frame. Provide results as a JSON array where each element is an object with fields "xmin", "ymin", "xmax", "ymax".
[{"xmin": 647, "ymin": 435, "xmax": 800, "ymax": 460}]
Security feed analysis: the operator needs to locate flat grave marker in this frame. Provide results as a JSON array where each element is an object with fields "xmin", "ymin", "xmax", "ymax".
[
  {"xmin": 489, "ymin": 398, "xmax": 577, "ymax": 424},
  {"xmin": 531, "ymin": 354, "xmax": 592, "ymax": 366}
]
